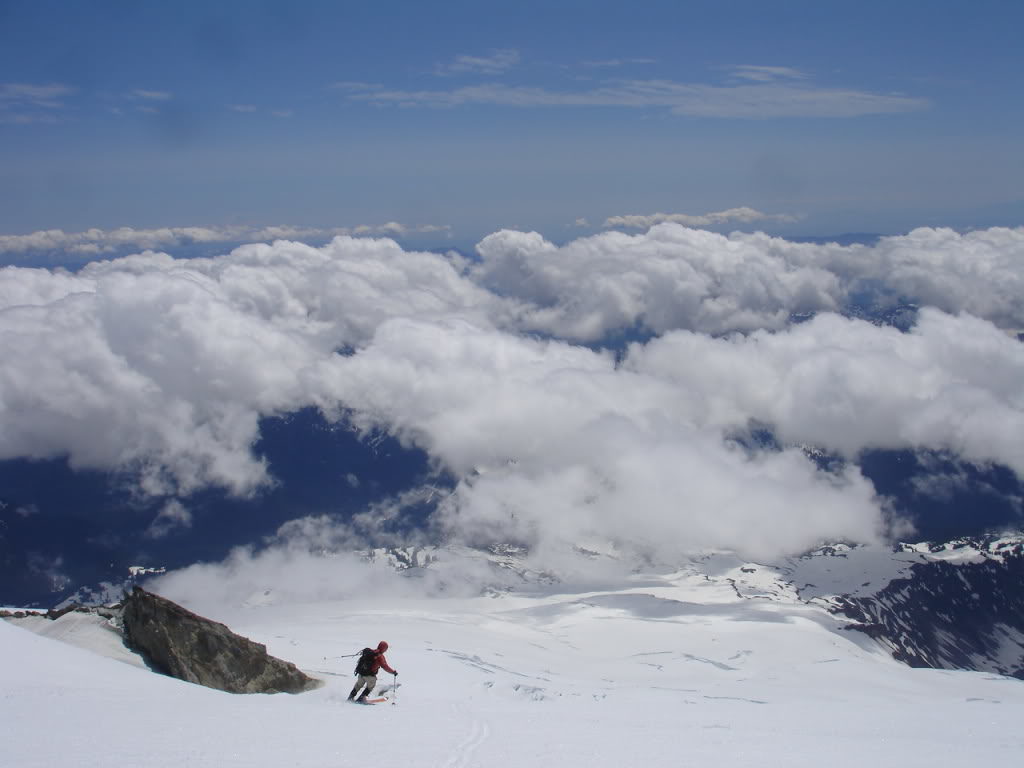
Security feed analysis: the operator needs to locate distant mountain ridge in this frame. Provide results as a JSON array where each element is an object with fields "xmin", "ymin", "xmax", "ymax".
[
  {"xmin": 832, "ymin": 537, "xmax": 1024, "ymax": 677},
  {"xmin": 12, "ymin": 532, "xmax": 1024, "ymax": 682},
  {"xmin": 350, "ymin": 535, "xmax": 1024, "ymax": 679}
]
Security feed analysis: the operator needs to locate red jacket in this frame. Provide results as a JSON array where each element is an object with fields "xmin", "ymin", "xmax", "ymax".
[{"xmin": 366, "ymin": 641, "xmax": 396, "ymax": 675}]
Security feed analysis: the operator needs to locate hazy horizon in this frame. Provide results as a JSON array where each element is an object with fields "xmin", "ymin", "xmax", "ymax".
[{"xmin": 2, "ymin": 1, "xmax": 1022, "ymax": 242}]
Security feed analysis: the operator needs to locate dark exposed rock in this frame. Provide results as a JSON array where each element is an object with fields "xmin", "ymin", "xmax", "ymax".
[
  {"xmin": 836, "ymin": 541, "xmax": 1024, "ymax": 679},
  {"xmin": 46, "ymin": 603, "xmax": 83, "ymax": 620},
  {"xmin": 121, "ymin": 587, "xmax": 319, "ymax": 694}
]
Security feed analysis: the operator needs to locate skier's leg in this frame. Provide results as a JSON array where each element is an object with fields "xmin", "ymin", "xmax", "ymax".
[
  {"xmin": 350, "ymin": 674, "xmax": 372, "ymax": 699},
  {"xmin": 357, "ymin": 674, "xmax": 377, "ymax": 700}
]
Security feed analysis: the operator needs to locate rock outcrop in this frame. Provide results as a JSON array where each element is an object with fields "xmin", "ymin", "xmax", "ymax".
[
  {"xmin": 835, "ymin": 539, "xmax": 1024, "ymax": 678},
  {"xmin": 121, "ymin": 587, "xmax": 319, "ymax": 694}
]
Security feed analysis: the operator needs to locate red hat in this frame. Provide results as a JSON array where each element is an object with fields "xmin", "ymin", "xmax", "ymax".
[{"xmin": 377, "ymin": 641, "xmax": 389, "ymax": 652}]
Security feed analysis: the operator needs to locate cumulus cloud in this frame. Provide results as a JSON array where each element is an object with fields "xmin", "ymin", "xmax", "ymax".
[
  {"xmin": 1, "ymin": 224, "xmax": 1023, "ymax": 579},
  {"xmin": 0, "ymin": 236, "xmax": 496, "ymax": 495},
  {"xmin": 472, "ymin": 226, "xmax": 844, "ymax": 339},
  {"xmin": 625, "ymin": 309, "xmax": 1024, "ymax": 475},
  {"xmin": 747, "ymin": 226, "xmax": 1024, "ymax": 331},
  {"xmin": 298, "ymin": 308, "xmax": 1022, "ymax": 565},
  {"xmin": 0, "ymin": 222, "xmax": 454, "ymax": 256},
  {"xmin": 603, "ymin": 207, "xmax": 800, "ymax": 230},
  {"xmin": 471, "ymin": 224, "xmax": 1024, "ymax": 339},
  {"xmin": 310, "ymin": 316, "xmax": 886, "ymax": 562}
]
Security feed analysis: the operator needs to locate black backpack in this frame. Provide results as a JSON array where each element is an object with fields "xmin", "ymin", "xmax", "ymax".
[{"xmin": 354, "ymin": 647, "xmax": 376, "ymax": 676}]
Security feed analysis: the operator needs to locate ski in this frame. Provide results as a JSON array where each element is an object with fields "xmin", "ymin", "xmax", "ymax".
[{"xmin": 354, "ymin": 697, "xmax": 388, "ymax": 705}]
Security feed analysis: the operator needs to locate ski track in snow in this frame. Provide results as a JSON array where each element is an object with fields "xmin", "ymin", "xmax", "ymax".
[
  {"xmin": 428, "ymin": 647, "xmax": 533, "ymax": 678},
  {"xmin": 442, "ymin": 702, "xmax": 490, "ymax": 768},
  {"xmin": 702, "ymin": 694, "xmax": 769, "ymax": 705}
]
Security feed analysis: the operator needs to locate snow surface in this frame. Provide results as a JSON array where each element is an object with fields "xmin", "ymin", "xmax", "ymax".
[
  {"xmin": 4, "ymin": 566, "xmax": 1024, "ymax": 768},
  {"xmin": 11, "ymin": 610, "xmax": 147, "ymax": 670}
]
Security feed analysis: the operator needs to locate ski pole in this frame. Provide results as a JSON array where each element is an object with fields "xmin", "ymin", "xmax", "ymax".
[{"xmin": 392, "ymin": 672, "xmax": 398, "ymax": 706}]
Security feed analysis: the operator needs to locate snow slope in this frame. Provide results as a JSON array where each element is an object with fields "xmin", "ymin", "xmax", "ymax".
[
  {"xmin": 3, "ymin": 565, "xmax": 1024, "ymax": 768},
  {"xmin": 9, "ymin": 609, "xmax": 146, "ymax": 669}
]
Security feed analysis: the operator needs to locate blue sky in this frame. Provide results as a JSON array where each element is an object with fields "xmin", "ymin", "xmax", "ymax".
[{"xmin": 1, "ymin": 0, "xmax": 1022, "ymax": 247}]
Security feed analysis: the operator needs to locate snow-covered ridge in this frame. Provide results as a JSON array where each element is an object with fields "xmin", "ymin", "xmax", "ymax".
[
  {"xmin": 4, "ymin": 533, "xmax": 1023, "ymax": 767},
  {"xmin": 15, "ymin": 533, "xmax": 1024, "ymax": 681},
  {"xmin": 5, "ymin": 535, "xmax": 1024, "ymax": 768},
  {"xmin": 352, "ymin": 534, "xmax": 1024, "ymax": 678},
  {"xmin": 355, "ymin": 534, "xmax": 1024, "ymax": 596}
]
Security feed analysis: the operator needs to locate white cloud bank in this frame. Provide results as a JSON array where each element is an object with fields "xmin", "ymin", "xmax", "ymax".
[
  {"xmin": 473, "ymin": 226, "xmax": 843, "ymax": 338},
  {"xmin": 0, "ymin": 223, "xmax": 452, "ymax": 256},
  {"xmin": 0, "ymin": 225, "xmax": 1022, "ymax": 565},
  {"xmin": 626, "ymin": 310, "xmax": 1024, "ymax": 475},
  {"xmin": 473, "ymin": 225, "xmax": 1024, "ymax": 338},
  {"xmin": 312, "ymin": 317, "xmax": 885, "ymax": 562},
  {"xmin": 0, "ymin": 236, "xmax": 495, "ymax": 495}
]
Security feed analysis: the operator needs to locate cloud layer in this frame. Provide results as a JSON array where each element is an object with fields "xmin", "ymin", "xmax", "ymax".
[
  {"xmin": 316, "ymin": 316, "xmax": 884, "ymax": 561},
  {"xmin": 603, "ymin": 207, "xmax": 799, "ymax": 230},
  {"xmin": 435, "ymin": 49, "xmax": 521, "ymax": 76},
  {"xmin": 0, "ymin": 82, "xmax": 73, "ymax": 124},
  {"xmin": 346, "ymin": 72, "xmax": 928, "ymax": 118},
  {"xmin": 0, "ymin": 223, "xmax": 452, "ymax": 256},
  {"xmin": 0, "ymin": 236, "xmax": 494, "ymax": 495},
  {"xmin": 473, "ymin": 225, "xmax": 1024, "ymax": 339},
  {"xmin": 1, "ymin": 224, "xmax": 1023, "ymax": 571}
]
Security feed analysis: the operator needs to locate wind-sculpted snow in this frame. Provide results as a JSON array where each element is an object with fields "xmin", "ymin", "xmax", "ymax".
[{"xmin": 0, "ymin": 225, "xmax": 1023, "ymax": 570}]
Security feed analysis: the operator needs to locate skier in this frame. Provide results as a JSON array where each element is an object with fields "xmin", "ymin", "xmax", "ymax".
[{"xmin": 349, "ymin": 640, "xmax": 398, "ymax": 702}]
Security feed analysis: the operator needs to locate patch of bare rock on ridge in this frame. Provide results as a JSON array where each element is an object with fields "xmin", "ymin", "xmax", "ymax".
[
  {"xmin": 121, "ymin": 586, "xmax": 320, "ymax": 694},
  {"xmin": 2, "ymin": 587, "xmax": 320, "ymax": 694}
]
